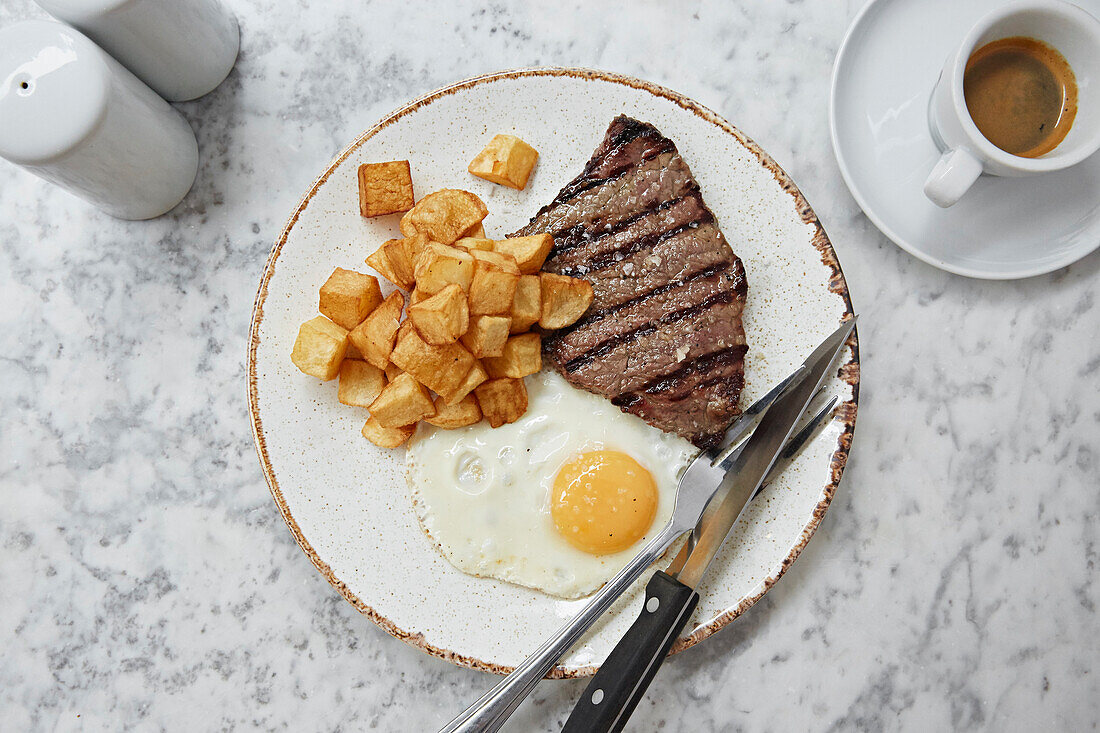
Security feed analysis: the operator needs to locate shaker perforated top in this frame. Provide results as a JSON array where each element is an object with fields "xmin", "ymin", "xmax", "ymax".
[{"xmin": 0, "ymin": 20, "xmax": 110, "ymax": 165}]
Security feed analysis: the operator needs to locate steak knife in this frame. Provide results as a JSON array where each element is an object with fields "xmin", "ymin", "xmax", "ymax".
[
  {"xmin": 439, "ymin": 318, "xmax": 854, "ymax": 733},
  {"xmin": 561, "ymin": 317, "xmax": 856, "ymax": 733}
]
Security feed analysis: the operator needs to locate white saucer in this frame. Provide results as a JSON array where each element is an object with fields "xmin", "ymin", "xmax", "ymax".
[{"xmin": 831, "ymin": 0, "xmax": 1100, "ymax": 280}]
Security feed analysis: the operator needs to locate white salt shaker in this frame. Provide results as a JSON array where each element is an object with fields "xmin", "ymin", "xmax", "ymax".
[
  {"xmin": 34, "ymin": 0, "xmax": 240, "ymax": 102},
  {"xmin": 0, "ymin": 20, "xmax": 199, "ymax": 220}
]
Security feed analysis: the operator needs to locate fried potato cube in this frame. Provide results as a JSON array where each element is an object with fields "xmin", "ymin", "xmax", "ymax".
[
  {"xmin": 408, "ymin": 283, "xmax": 469, "ymax": 345},
  {"xmin": 399, "ymin": 189, "xmax": 487, "ymax": 245},
  {"xmin": 409, "ymin": 288, "xmax": 430, "ymax": 306},
  {"xmin": 345, "ymin": 339, "xmax": 363, "ymax": 361},
  {"xmin": 539, "ymin": 273, "xmax": 594, "ymax": 329},
  {"xmin": 468, "ymin": 134, "xmax": 539, "ymax": 190},
  {"xmin": 368, "ymin": 372, "xmax": 436, "ymax": 428},
  {"xmin": 365, "ymin": 238, "xmax": 417, "ymax": 290},
  {"xmin": 493, "ymin": 234, "xmax": 553, "ymax": 275},
  {"xmin": 414, "ymin": 242, "xmax": 475, "ymax": 295},
  {"xmin": 361, "ymin": 416, "xmax": 415, "ymax": 448},
  {"xmin": 384, "ymin": 238, "xmax": 418, "ymax": 288},
  {"xmin": 404, "ymin": 232, "xmax": 431, "ymax": 263},
  {"xmin": 425, "ymin": 395, "xmax": 481, "ymax": 429},
  {"xmin": 384, "ymin": 363, "xmax": 403, "ymax": 382},
  {"xmin": 291, "ymin": 316, "xmax": 349, "ymax": 380},
  {"xmin": 463, "ymin": 222, "xmax": 487, "ymax": 238},
  {"xmin": 475, "ymin": 377, "xmax": 529, "ymax": 428},
  {"xmin": 390, "ymin": 327, "xmax": 476, "ymax": 402},
  {"xmin": 348, "ymin": 291, "xmax": 404, "ymax": 369},
  {"xmin": 472, "ymin": 249, "xmax": 520, "ymax": 273},
  {"xmin": 469, "ymin": 272, "xmax": 519, "ymax": 316},
  {"xmin": 454, "ymin": 236, "xmax": 494, "ymax": 252},
  {"xmin": 510, "ymin": 274, "xmax": 541, "ymax": 333},
  {"xmin": 446, "ymin": 360, "xmax": 488, "ymax": 405},
  {"xmin": 396, "ymin": 318, "xmax": 416, "ymax": 342},
  {"xmin": 318, "ymin": 268, "xmax": 384, "ymax": 330},
  {"xmin": 358, "ymin": 161, "xmax": 414, "ymax": 217},
  {"xmin": 365, "ymin": 247, "xmax": 400, "ymax": 291},
  {"xmin": 469, "ymin": 250, "xmax": 520, "ymax": 316},
  {"xmin": 460, "ymin": 315, "xmax": 511, "ymax": 358},
  {"xmin": 338, "ymin": 360, "xmax": 385, "ymax": 407},
  {"xmin": 484, "ymin": 332, "xmax": 541, "ymax": 378}
]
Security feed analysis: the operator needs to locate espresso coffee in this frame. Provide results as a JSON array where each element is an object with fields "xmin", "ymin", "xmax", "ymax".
[{"xmin": 963, "ymin": 36, "xmax": 1078, "ymax": 157}]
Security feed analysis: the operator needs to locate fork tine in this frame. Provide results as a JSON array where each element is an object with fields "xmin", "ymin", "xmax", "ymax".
[
  {"xmin": 779, "ymin": 395, "xmax": 838, "ymax": 460},
  {"xmin": 712, "ymin": 382, "xmax": 830, "ymax": 469},
  {"xmin": 749, "ymin": 395, "xmax": 839, "ymax": 500}
]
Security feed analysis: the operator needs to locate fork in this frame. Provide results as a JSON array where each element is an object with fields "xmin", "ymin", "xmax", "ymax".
[{"xmin": 439, "ymin": 370, "xmax": 835, "ymax": 733}]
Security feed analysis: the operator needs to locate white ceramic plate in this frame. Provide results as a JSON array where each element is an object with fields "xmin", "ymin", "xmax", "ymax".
[
  {"xmin": 248, "ymin": 68, "xmax": 859, "ymax": 677},
  {"xmin": 831, "ymin": 0, "xmax": 1100, "ymax": 280}
]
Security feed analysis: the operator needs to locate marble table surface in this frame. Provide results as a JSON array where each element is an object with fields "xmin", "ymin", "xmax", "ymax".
[{"xmin": 2, "ymin": 0, "xmax": 1097, "ymax": 730}]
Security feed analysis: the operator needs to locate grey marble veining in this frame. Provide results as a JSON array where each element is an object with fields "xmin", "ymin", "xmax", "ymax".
[{"xmin": 1, "ymin": 0, "xmax": 1097, "ymax": 730}]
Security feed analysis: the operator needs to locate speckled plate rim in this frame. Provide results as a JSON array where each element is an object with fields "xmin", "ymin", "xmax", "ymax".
[{"xmin": 247, "ymin": 67, "xmax": 861, "ymax": 678}]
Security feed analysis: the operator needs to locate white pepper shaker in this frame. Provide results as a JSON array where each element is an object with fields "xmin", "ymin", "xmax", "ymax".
[
  {"xmin": 0, "ymin": 20, "xmax": 199, "ymax": 220},
  {"xmin": 34, "ymin": 0, "xmax": 240, "ymax": 102}
]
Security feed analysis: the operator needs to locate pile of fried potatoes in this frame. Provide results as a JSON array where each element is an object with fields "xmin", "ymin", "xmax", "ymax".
[{"xmin": 291, "ymin": 185, "xmax": 594, "ymax": 449}]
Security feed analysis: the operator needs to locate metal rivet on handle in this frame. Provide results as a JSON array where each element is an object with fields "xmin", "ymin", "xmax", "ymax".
[
  {"xmin": 591, "ymin": 689, "xmax": 604, "ymax": 705},
  {"xmin": 646, "ymin": 597, "xmax": 660, "ymax": 613}
]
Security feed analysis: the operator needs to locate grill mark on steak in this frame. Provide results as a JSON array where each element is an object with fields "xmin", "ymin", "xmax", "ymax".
[
  {"xmin": 554, "ymin": 219, "xmax": 709, "ymax": 277},
  {"xmin": 628, "ymin": 345, "xmax": 749, "ymax": 399},
  {"xmin": 551, "ymin": 136, "xmax": 674, "ymax": 204},
  {"xmin": 582, "ymin": 224, "xmax": 744, "ymax": 312},
  {"xmin": 550, "ymin": 262, "xmax": 730, "ymax": 338},
  {"xmin": 537, "ymin": 117, "xmax": 675, "ymax": 210},
  {"xmin": 550, "ymin": 192, "xmax": 703, "ymax": 259},
  {"xmin": 549, "ymin": 193, "xmax": 716, "ymax": 276},
  {"xmin": 512, "ymin": 115, "xmax": 748, "ymax": 447},
  {"xmin": 558, "ymin": 288, "xmax": 739, "ymax": 372},
  {"xmin": 614, "ymin": 352, "xmax": 748, "ymax": 451},
  {"xmin": 564, "ymin": 297, "xmax": 746, "ymax": 399},
  {"xmin": 514, "ymin": 151, "xmax": 697, "ymax": 238},
  {"xmin": 545, "ymin": 264, "xmax": 741, "ymax": 364}
]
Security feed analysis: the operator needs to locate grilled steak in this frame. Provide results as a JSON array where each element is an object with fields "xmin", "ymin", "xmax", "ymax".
[{"xmin": 512, "ymin": 116, "xmax": 747, "ymax": 449}]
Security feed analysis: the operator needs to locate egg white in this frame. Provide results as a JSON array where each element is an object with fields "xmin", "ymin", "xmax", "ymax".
[{"xmin": 406, "ymin": 370, "xmax": 697, "ymax": 599}]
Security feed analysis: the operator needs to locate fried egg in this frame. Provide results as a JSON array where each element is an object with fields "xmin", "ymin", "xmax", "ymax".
[{"xmin": 406, "ymin": 370, "xmax": 696, "ymax": 599}]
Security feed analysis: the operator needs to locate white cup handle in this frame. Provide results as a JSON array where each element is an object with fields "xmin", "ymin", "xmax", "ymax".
[{"xmin": 923, "ymin": 148, "xmax": 983, "ymax": 208}]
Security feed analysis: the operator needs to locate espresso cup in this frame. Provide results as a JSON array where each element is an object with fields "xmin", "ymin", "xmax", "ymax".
[{"xmin": 924, "ymin": 0, "xmax": 1100, "ymax": 208}]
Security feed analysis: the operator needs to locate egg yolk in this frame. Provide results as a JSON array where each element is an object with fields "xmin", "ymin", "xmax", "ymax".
[{"xmin": 551, "ymin": 450, "xmax": 658, "ymax": 555}]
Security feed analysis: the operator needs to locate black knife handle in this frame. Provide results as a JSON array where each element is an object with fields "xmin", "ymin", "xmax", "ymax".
[{"xmin": 562, "ymin": 571, "xmax": 699, "ymax": 733}]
